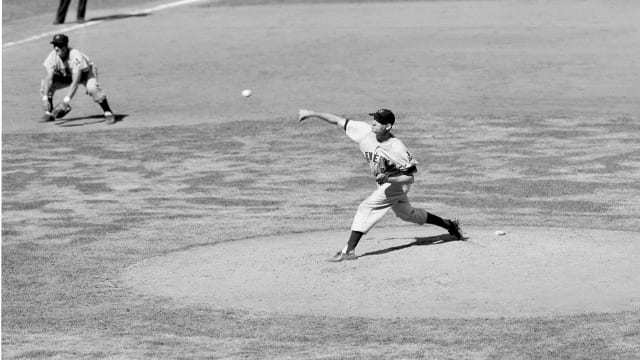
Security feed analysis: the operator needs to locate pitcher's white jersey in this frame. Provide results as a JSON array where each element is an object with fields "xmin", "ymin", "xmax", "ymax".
[
  {"xmin": 343, "ymin": 119, "xmax": 425, "ymax": 234},
  {"xmin": 344, "ymin": 119, "xmax": 418, "ymax": 177}
]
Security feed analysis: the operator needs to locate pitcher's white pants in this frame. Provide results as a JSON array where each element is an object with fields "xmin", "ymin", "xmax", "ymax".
[{"xmin": 351, "ymin": 183, "xmax": 429, "ymax": 234}]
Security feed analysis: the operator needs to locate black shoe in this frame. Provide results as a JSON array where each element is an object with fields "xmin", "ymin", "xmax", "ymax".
[
  {"xmin": 448, "ymin": 219, "xmax": 464, "ymax": 240},
  {"xmin": 53, "ymin": 20, "xmax": 64, "ymax": 25},
  {"xmin": 77, "ymin": 18, "xmax": 85, "ymax": 23}
]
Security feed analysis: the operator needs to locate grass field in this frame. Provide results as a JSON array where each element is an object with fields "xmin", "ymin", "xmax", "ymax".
[
  {"xmin": 3, "ymin": 0, "xmax": 640, "ymax": 359},
  {"xmin": 2, "ymin": 0, "xmax": 169, "ymax": 22}
]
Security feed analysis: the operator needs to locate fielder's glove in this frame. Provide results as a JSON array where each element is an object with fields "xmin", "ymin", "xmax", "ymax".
[{"xmin": 51, "ymin": 102, "xmax": 72, "ymax": 119}]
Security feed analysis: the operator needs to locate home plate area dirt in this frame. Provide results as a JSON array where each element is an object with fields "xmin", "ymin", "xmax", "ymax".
[{"xmin": 124, "ymin": 226, "xmax": 640, "ymax": 319}]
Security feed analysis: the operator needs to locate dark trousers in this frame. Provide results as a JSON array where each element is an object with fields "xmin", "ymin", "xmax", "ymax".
[{"xmin": 55, "ymin": 0, "xmax": 87, "ymax": 23}]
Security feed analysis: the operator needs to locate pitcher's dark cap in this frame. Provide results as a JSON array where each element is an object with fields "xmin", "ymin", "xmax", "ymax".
[
  {"xmin": 369, "ymin": 109, "xmax": 395, "ymax": 125},
  {"xmin": 50, "ymin": 34, "xmax": 69, "ymax": 46}
]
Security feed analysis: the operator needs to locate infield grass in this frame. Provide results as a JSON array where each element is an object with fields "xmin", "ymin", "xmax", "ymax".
[
  {"xmin": 2, "ymin": 0, "xmax": 165, "ymax": 22},
  {"xmin": 3, "ymin": 116, "xmax": 639, "ymax": 358},
  {"xmin": 3, "ymin": 0, "xmax": 640, "ymax": 359}
]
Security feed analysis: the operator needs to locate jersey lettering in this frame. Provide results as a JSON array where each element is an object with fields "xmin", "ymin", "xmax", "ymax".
[
  {"xmin": 363, "ymin": 151, "xmax": 381, "ymax": 163},
  {"xmin": 346, "ymin": 120, "xmax": 418, "ymax": 178}
]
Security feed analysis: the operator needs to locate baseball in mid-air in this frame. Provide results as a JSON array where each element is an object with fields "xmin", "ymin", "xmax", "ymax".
[{"xmin": 242, "ymin": 89, "xmax": 252, "ymax": 97}]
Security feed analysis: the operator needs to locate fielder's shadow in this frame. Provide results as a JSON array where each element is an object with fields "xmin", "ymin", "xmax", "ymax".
[
  {"xmin": 56, "ymin": 114, "xmax": 128, "ymax": 127},
  {"xmin": 357, "ymin": 234, "xmax": 458, "ymax": 259}
]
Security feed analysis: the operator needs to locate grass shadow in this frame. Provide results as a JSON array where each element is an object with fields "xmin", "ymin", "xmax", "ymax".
[
  {"xmin": 357, "ymin": 234, "xmax": 459, "ymax": 259},
  {"xmin": 55, "ymin": 114, "xmax": 128, "ymax": 127}
]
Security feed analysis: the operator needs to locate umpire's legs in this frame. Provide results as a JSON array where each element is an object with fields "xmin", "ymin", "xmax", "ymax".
[
  {"xmin": 77, "ymin": 0, "xmax": 87, "ymax": 20},
  {"xmin": 55, "ymin": 0, "xmax": 72, "ymax": 23}
]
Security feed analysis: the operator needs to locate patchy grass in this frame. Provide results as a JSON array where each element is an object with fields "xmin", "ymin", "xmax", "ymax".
[
  {"xmin": 3, "ymin": 0, "xmax": 640, "ymax": 358},
  {"xmin": 3, "ymin": 117, "xmax": 640, "ymax": 359}
]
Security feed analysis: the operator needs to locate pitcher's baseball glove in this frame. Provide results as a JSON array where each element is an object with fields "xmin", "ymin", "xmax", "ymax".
[
  {"xmin": 375, "ymin": 157, "xmax": 400, "ymax": 184},
  {"xmin": 51, "ymin": 102, "xmax": 72, "ymax": 119}
]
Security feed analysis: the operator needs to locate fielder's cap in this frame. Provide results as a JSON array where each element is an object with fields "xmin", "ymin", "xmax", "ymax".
[
  {"xmin": 369, "ymin": 108, "xmax": 395, "ymax": 125},
  {"xmin": 50, "ymin": 34, "xmax": 69, "ymax": 46}
]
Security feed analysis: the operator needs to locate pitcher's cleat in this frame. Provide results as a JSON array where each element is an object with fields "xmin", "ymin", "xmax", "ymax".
[
  {"xmin": 104, "ymin": 111, "xmax": 115, "ymax": 124},
  {"xmin": 448, "ymin": 219, "xmax": 464, "ymax": 240},
  {"xmin": 329, "ymin": 250, "xmax": 357, "ymax": 262}
]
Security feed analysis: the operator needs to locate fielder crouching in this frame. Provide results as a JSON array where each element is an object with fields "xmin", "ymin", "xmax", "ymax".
[{"xmin": 40, "ymin": 33, "xmax": 116, "ymax": 124}]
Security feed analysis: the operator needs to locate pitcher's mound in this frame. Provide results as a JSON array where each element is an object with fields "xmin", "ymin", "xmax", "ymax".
[{"xmin": 123, "ymin": 226, "xmax": 640, "ymax": 318}]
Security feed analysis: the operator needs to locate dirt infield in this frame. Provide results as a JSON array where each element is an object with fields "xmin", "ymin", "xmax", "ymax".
[{"xmin": 124, "ymin": 226, "xmax": 640, "ymax": 318}]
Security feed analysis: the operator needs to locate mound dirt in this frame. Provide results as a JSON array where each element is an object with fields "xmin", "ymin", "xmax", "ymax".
[{"xmin": 123, "ymin": 226, "xmax": 640, "ymax": 318}]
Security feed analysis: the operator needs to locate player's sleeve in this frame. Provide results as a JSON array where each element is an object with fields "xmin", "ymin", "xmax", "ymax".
[
  {"xmin": 383, "ymin": 141, "xmax": 418, "ymax": 175},
  {"xmin": 69, "ymin": 50, "xmax": 91, "ymax": 72},
  {"xmin": 344, "ymin": 120, "xmax": 370, "ymax": 143},
  {"xmin": 43, "ymin": 52, "xmax": 56, "ymax": 71}
]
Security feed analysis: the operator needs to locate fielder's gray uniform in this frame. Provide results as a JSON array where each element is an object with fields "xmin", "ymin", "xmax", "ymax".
[{"xmin": 40, "ymin": 48, "xmax": 106, "ymax": 103}]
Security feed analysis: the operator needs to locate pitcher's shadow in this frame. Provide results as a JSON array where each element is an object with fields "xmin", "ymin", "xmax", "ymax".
[{"xmin": 357, "ymin": 234, "xmax": 458, "ymax": 259}]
